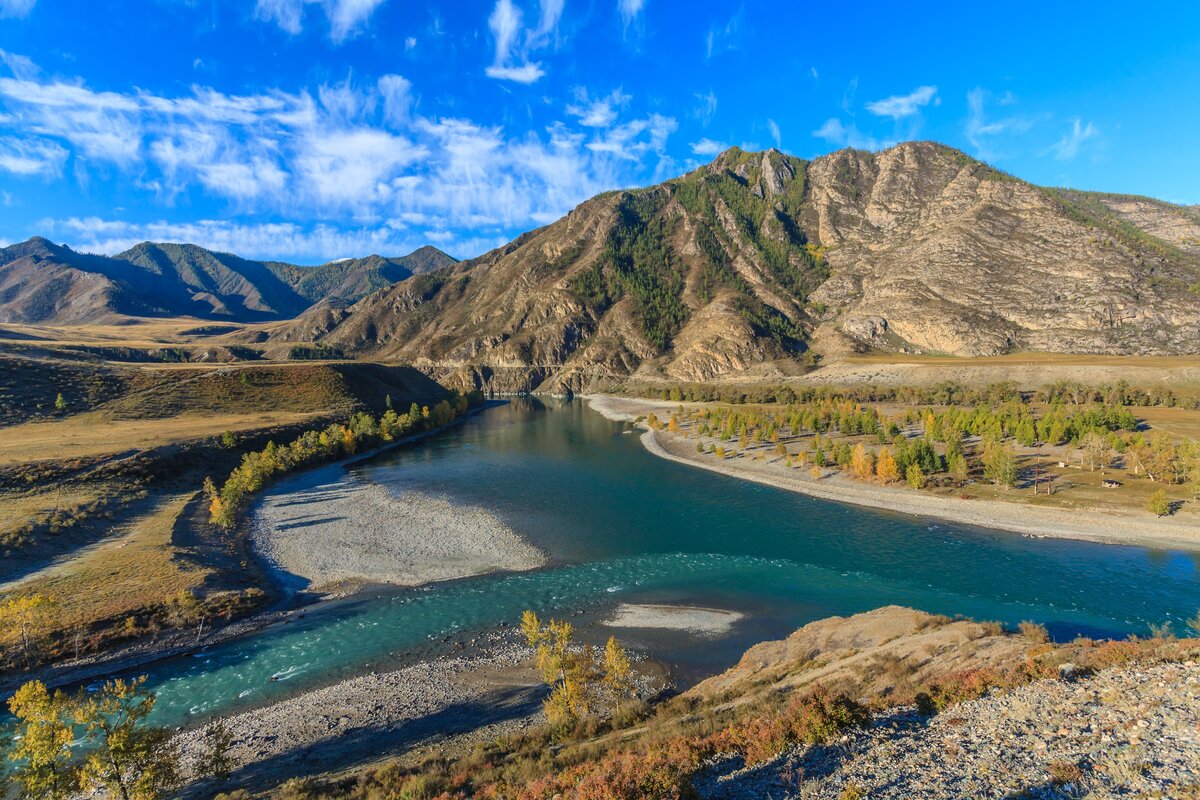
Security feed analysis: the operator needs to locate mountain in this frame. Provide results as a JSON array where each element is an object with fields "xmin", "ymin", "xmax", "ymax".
[
  {"xmin": 274, "ymin": 141, "xmax": 1200, "ymax": 393},
  {"xmin": 0, "ymin": 239, "xmax": 456, "ymax": 324}
]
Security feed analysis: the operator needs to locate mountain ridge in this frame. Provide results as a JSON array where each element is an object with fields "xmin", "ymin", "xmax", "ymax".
[
  {"xmin": 0, "ymin": 238, "xmax": 457, "ymax": 324},
  {"xmin": 270, "ymin": 141, "xmax": 1200, "ymax": 392}
]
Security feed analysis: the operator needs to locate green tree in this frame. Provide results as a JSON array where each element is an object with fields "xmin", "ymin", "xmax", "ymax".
[
  {"xmin": 947, "ymin": 451, "xmax": 969, "ymax": 485},
  {"xmin": 197, "ymin": 720, "xmax": 235, "ymax": 783},
  {"xmin": 906, "ymin": 463, "xmax": 927, "ymax": 490},
  {"xmin": 982, "ymin": 440, "xmax": 1017, "ymax": 489},
  {"xmin": 74, "ymin": 677, "xmax": 181, "ymax": 800},
  {"xmin": 53, "ymin": 393, "xmax": 67, "ymax": 413},
  {"xmin": 1147, "ymin": 488, "xmax": 1172, "ymax": 517},
  {"xmin": 6, "ymin": 681, "xmax": 79, "ymax": 800}
]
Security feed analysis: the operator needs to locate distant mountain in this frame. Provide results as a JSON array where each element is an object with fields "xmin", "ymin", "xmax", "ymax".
[
  {"xmin": 0, "ymin": 239, "xmax": 456, "ymax": 324},
  {"xmin": 272, "ymin": 142, "xmax": 1200, "ymax": 393}
]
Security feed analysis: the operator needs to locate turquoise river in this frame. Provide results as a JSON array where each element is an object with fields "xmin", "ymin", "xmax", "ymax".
[{"xmin": 116, "ymin": 399, "xmax": 1200, "ymax": 727}]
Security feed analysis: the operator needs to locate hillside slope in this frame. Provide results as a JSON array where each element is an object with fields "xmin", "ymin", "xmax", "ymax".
[
  {"xmin": 281, "ymin": 142, "xmax": 1200, "ymax": 393},
  {"xmin": 0, "ymin": 239, "xmax": 455, "ymax": 324}
]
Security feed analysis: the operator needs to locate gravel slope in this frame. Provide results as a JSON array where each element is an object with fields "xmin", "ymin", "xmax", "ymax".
[{"xmin": 696, "ymin": 660, "xmax": 1200, "ymax": 799}]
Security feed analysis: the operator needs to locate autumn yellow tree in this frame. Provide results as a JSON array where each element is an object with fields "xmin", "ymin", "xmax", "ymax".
[
  {"xmin": 521, "ymin": 610, "xmax": 589, "ymax": 729},
  {"xmin": 875, "ymin": 447, "xmax": 899, "ymax": 483},
  {"xmin": 602, "ymin": 636, "xmax": 635, "ymax": 718},
  {"xmin": 74, "ymin": 677, "xmax": 181, "ymax": 800},
  {"xmin": 850, "ymin": 444, "xmax": 875, "ymax": 480},
  {"xmin": 0, "ymin": 594, "xmax": 57, "ymax": 667},
  {"xmin": 6, "ymin": 681, "xmax": 79, "ymax": 800}
]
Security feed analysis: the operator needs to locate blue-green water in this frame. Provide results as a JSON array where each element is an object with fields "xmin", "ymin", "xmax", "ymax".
[{"xmin": 119, "ymin": 399, "xmax": 1198, "ymax": 726}]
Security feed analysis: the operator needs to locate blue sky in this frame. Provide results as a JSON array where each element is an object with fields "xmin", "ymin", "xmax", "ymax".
[{"xmin": 1, "ymin": 0, "xmax": 1198, "ymax": 263}]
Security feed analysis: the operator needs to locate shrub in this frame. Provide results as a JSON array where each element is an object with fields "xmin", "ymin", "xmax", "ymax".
[
  {"xmin": 1018, "ymin": 621, "xmax": 1050, "ymax": 644},
  {"xmin": 1047, "ymin": 760, "xmax": 1084, "ymax": 786}
]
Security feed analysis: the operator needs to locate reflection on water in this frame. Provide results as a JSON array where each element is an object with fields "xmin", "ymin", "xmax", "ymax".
[{"xmin": 92, "ymin": 399, "xmax": 1200, "ymax": 726}]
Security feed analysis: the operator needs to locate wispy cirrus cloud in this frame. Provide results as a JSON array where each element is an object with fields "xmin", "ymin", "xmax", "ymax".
[
  {"xmin": 1050, "ymin": 118, "xmax": 1098, "ymax": 161},
  {"xmin": 865, "ymin": 85, "xmax": 938, "ymax": 120},
  {"xmin": 617, "ymin": 0, "xmax": 644, "ymax": 38},
  {"xmin": 705, "ymin": 6, "xmax": 744, "ymax": 59},
  {"xmin": 964, "ymin": 87, "xmax": 1038, "ymax": 160},
  {"xmin": 692, "ymin": 91, "xmax": 717, "ymax": 126},
  {"xmin": 484, "ymin": 0, "xmax": 566, "ymax": 84},
  {"xmin": 0, "ymin": 136, "xmax": 67, "ymax": 176},
  {"xmin": 0, "ymin": 0, "xmax": 35, "ymax": 18},
  {"xmin": 253, "ymin": 0, "xmax": 386, "ymax": 43}
]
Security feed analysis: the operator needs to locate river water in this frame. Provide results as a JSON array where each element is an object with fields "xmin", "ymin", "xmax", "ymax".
[{"xmin": 124, "ymin": 398, "xmax": 1199, "ymax": 726}]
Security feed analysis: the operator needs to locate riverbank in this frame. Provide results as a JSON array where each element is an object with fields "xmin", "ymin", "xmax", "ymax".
[
  {"xmin": 585, "ymin": 395, "xmax": 1200, "ymax": 552},
  {"xmin": 175, "ymin": 633, "xmax": 544, "ymax": 795}
]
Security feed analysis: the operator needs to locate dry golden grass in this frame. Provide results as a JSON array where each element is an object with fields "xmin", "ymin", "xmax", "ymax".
[
  {"xmin": 1, "ymin": 492, "xmax": 203, "ymax": 631},
  {"xmin": 0, "ymin": 487, "xmax": 107, "ymax": 539},
  {"xmin": 0, "ymin": 318, "xmax": 251, "ymax": 347},
  {"xmin": 0, "ymin": 410, "xmax": 323, "ymax": 465}
]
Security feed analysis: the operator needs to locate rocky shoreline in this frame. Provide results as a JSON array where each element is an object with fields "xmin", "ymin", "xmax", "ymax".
[
  {"xmin": 585, "ymin": 394, "xmax": 1200, "ymax": 552},
  {"xmin": 175, "ymin": 632, "xmax": 544, "ymax": 795}
]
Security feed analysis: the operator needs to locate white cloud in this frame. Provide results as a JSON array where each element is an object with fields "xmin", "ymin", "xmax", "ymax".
[
  {"xmin": 484, "ymin": 64, "xmax": 546, "ymax": 84},
  {"xmin": 767, "ymin": 118, "xmax": 781, "ymax": 148},
  {"xmin": 377, "ymin": 74, "xmax": 412, "ymax": 126},
  {"xmin": 0, "ymin": 136, "xmax": 67, "ymax": 176},
  {"xmin": 1, "ymin": 51, "xmax": 681, "ymax": 261},
  {"xmin": 1051, "ymin": 118, "xmax": 1097, "ymax": 161},
  {"xmin": 41, "ymin": 217, "xmax": 494, "ymax": 263},
  {"xmin": 0, "ymin": 49, "xmax": 39, "ymax": 80},
  {"xmin": 586, "ymin": 113, "xmax": 675, "ymax": 161},
  {"xmin": 297, "ymin": 128, "xmax": 425, "ymax": 209},
  {"xmin": 404, "ymin": 36, "xmax": 417, "ymax": 50},
  {"xmin": 618, "ymin": 0, "xmax": 643, "ymax": 27},
  {"xmin": 484, "ymin": 0, "xmax": 551, "ymax": 84},
  {"xmin": 705, "ymin": 6, "xmax": 744, "ymax": 59},
  {"xmin": 692, "ymin": 91, "xmax": 717, "ymax": 126},
  {"xmin": 690, "ymin": 137, "xmax": 727, "ymax": 156},
  {"xmin": 530, "ymin": 0, "xmax": 565, "ymax": 48},
  {"xmin": 865, "ymin": 85, "xmax": 938, "ymax": 120},
  {"xmin": 253, "ymin": 0, "xmax": 385, "ymax": 43},
  {"xmin": 965, "ymin": 87, "xmax": 1037, "ymax": 159},
  {"xmin": 0, "ymin": 0, "xmax": 35, "ymax": 18},
  {"xmin": 254, "ymin": 0, "xmax": 304, "ymax": 34},
  {"xmin": 326, "ymin": 0, "xmax": 386, "ymax": 42},
  {"xmin": 567, "ymin": 88, "xmax": 630, "ymax": 128},
  {"xmin": 812, "ymin": 118, "xmax": 879, "ymax": 150}
]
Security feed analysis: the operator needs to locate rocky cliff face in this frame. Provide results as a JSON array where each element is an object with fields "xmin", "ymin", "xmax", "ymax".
[{"xmin": 284, "ymin": 142, "xmax": 1200, "ymax": 393}]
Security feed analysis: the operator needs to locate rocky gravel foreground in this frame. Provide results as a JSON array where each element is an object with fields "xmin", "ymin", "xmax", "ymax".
[{"xmin": 697, "ymin": 661, "xmax": 1200, "ymax": 799}]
